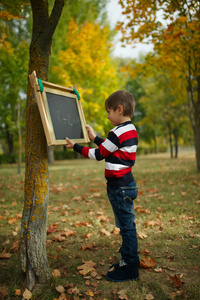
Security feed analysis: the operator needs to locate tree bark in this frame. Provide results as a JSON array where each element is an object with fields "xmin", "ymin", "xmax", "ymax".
[
  {"xmin": 194, "ymin": 97, "xmax": 200, "ymax": 172},
  {"xmin": 167, "ymin": 122, "xmax": 173, "ymax": 158},
  {"xmin": 173, "ymin": 127, "xmax": 178, "ymax": 159},
  {"xmin": 20, "ymin": 0, "xmax": 65, "ymax": 291}
]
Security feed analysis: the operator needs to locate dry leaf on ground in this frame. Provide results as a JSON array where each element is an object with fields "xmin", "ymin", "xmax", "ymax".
[
  {"xmin": 0, "ymin": 247, "xmax": 12, "ymax": 259},
  {"xmin": 0, "ymin": 288, "xmax": 8, "ymax": 299},
  {"xmin": 137, "ymin": 231, "xmax": 148, "ymax": 239},
  {"xmin": 77, "ymin": 260, "xmax": 96, "ymax": 276},
  {"xmin": 62, "ymin": 228, "xmax": 77, "ymax": 237},
  {"xmin": 168, "ymin": 274, "xmax": 182, "ymax": 288},
  {"xmin": 56, "ymin": 285, "xmax": 65, "ymax": 294},
  {"xmin": 23, "ymin": 289, "xmax": 32, "ymax": 300},
  {"xmin": 140, "ymin": 257, "xmax": 156, "ymax": 268},
  {"xmin": 100, "ymin": 228, "xmax": 110, "ymax": 236},
  {"xmin": 145, "ymin": 293, "xmax": 154, "ymax": 300},
  {"xmin": 52, "ymin": 269, "xmax": 61, "ymax": 277},
  {"xmin": 80, "ymin": 243, "xmax": 96, "ymax": 251},
  {"xmin": 118, "ymin": 289, "xmax": 128, "ymax": 300}
]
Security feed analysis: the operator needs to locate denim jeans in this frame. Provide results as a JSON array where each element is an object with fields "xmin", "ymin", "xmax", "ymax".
[{"xmin": 107, "ymin": 180, "xmax": 139, "ymax": 264}]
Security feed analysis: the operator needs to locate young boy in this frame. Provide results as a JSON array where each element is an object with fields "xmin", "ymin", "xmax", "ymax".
[{"xmin": 65, "ymin": 90, "xmax": 139, "ymax": 282}]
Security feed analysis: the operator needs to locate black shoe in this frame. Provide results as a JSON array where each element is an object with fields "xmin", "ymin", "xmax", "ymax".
[{"xmin": 106, "ymin": 262, "xmax": 139, "ymax": 282}]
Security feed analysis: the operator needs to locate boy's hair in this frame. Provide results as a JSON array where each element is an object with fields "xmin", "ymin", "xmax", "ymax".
[{"xmin": 105, "ymin": 90, "xmax": 135, "ymax": 117}]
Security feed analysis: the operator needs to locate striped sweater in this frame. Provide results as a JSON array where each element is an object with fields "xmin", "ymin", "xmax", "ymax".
[{"xmin": 73, "ymin": 121, "xmax": 138, "ymax": 187}]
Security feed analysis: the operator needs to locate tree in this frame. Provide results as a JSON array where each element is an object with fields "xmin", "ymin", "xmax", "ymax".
[
  {"xmin": 118, "ymin": 0, "xmax": 200, "ymax": 171},
  {"xmin": 0, "ymin": 25, "xmax": 28, "ymax": 155},
  {"xmin": 1, "ymin": 0, "xmax": 65, "ymax": 290},
  {"xmin": 0, "ymin": 0, "xmax": 109, "ymax": 291}
]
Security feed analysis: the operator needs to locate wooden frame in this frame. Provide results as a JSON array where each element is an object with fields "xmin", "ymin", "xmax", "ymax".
[{"xmin": 29, "ymin": 71, "xmax": 89, "ymax": 146}]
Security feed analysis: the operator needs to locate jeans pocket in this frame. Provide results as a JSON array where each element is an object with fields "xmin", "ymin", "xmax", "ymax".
[{"xmin": 121, "ymin": 188, "xmax": 138, "ymax": 211}]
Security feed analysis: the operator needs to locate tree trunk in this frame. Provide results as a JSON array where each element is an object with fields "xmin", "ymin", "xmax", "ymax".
[
  {"xmin": 18, "ymin": 100, "xmax": 22, "ymax": 174},
  {"xmin": 47, "ymin": 146, "xmax": 55, "ymax": 164},
  {"xmin": 167, "ymin": 122, "xmax": 173, "ymax": 158},
  {"xmin": 194, "ymin": 93, "xmax": 200, "ymax": 172},
  {"xmin": 173, "ymin": 127, "xmax": 178, "ymax": 159},
  {"xmin": 6, "ymin": 126, "xmax": 14, "ymax": 155},
  {"xmin": 20, "ymin": 53, "xmax": 51, "ymax": 291},
  {"xmin": 187, "ymin": 73, "xmax": 200, "ymax": 172},
  {"xmin": 20, "ymin": 0, "xmax": 65, "ymax": 291}
]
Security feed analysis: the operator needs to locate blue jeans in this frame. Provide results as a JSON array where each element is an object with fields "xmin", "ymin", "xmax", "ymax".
[{"xmin": 107, "ymin": 180, "xmax": 139, "ymax": 264}]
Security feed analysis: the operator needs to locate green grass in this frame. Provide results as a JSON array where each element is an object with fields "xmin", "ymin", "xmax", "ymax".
[{"xmin": 0, "ymin": 151, "xmax": 200, "ymax": 300}]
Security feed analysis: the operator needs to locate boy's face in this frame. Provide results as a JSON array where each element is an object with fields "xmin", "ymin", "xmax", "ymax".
[{"xmin": 107, "ymin": 106, "xmax": 123, "ymax": 126}]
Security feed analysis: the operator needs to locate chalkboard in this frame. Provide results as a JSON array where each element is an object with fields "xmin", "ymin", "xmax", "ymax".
[
  {"xmin": 46, "ymin": 92, "xmax": 84, "ymax": 140},
  {"xmin": 29, "ymin": 71, "xmax": 89, "ymax": 146}
]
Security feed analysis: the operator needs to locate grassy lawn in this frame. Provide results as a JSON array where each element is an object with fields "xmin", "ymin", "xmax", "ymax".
[{"xmin": 0, "ymin": 151, "xmax": 200, "ymax": 299}]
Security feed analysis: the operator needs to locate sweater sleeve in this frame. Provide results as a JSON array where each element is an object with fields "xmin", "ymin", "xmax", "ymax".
[
  {"xmin": 94, "ymin": 136, "xmax": 104, "ymax": 146},
  {"xmin": 73, "ymin": 131, "xmax": 119, "ymax": 161}
]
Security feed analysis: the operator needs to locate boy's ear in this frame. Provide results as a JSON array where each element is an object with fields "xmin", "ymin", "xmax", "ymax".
[{"xmin": 118, "ymin": 105, "xmax": 124, "ymax": 115}]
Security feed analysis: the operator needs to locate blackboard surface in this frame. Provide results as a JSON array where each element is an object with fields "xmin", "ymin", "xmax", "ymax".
[{"xmin": 46, "ymin": 92, "xmax": 84, "ymax": 140}]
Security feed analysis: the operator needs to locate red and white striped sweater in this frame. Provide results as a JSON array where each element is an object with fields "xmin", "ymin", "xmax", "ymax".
[{"xmin": 73, "ymin": 121, "xmax": 138, "ymax": 187}]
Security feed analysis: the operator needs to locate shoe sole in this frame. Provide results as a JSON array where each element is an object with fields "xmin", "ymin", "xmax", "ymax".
[{"xmin": 106, "ymin": 274, "xmax": 139, "ymax": 282}]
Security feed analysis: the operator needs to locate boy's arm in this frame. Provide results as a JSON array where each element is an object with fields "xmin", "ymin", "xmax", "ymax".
[
  {"xmin": 87, "ymin": 125, "xmax": 104, "ymax": 146},
  {"xmin": 94, "ymin": 136, "xmax": 104, "ymax": 146},
  {"xmin": 65, "ymin": 130, "xmax": 119, "ymax": 161}
]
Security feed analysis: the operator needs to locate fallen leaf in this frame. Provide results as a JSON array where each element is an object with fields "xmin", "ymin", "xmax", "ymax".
[
  {"xmin": 0, "ymin": 247, "xmax": 12, "ymax": 259},
  {"xmin": 7, "ymin": 217, "xmax": 18, "ymax": 225},
  {"xmin": 118, "ymin": 289, "xmax": 128, "ymax": 300},
  {"xmin": 15, "ymin": 289, "xmax": 21, "ymax": 296},
  {"xmin": 137, "ymin": 231, "xmax": 148, "ymax": 239},
  {"xmin": 169, "ymin": 290, "xmax": 184, "ymax": 297},
  {"xmin": 72, "ymin": 196, "xmax": 82, "ymax": 201},
  {"xmin": 77, "ymin": 260, "xmax": 96, "ymax": 276},
  {"xmin": 141, "ymin": 249, "xmax": 152, "ymax": 256},
  {"xmin": 23, "ymin": 289, "xmax": 32, "ymax": 300},
  {"xmin": 74, "ymin": 221, "xmax": 91, "ymax": 227},
  {"xmin": 58, "ymin": 292, "xmax": 68, "ymax": 299},
  {"xmin": 111, "ymin": 227, "xmax": 120, "ymax": 235},
  {"xmin": 53, "ymin": 235, "xmax": 66, "ymax": 242},
  {"xmin": 84, "ymin": 232, "xmax": 93, "ymax": 239},
  {"xmin": 85, "ymin": 280, "xmax": 90, "ymax": 285},
  {"xmin": 56, "ymin": 286, "xmax": 65, "ymax": 294},
  {"xmin": 52, "ymin": 269, "xmax": 61, "ymax": 277},
  {"xmin": 144, "ymin": 220, "xmax": 159, "ymax": 227},
  {"xmin": 72, "ymin": 287, "xmax": 80, "ymax": 294},
  {"xmin": 47, "ymin": 223, "xmax": 58, "ymax": 234},
  {"xmin": 154, "ymin": 267, "xmax": 162, "ymax": 273},
  {"xmin": 140, "ymin": 257, "xmax": 156, "ymax": 269},
  {"xmin": 100, "ymin": 228, "xmax": 110, "ymax": 236},
  {"xmin": 80, "ymin": 243, "xmax": 96, "ymax": 251},
  {"xmin": 145, "ymin": 293, "xmax": 154, "ymax": 300},
  {"xmin": 0, "ymin": 288, "xmax": 8, "ymax": 299},
  {"xmin": 168, "ymin": 274, "xmax": 182, "ymax": 288},
  {"xmin": 10, "ymin": 241, "xmax": 19, "ymax": 252},
  {"xmin": 61, "ymin": 228, "xmax": 77, "ymax": 237}
]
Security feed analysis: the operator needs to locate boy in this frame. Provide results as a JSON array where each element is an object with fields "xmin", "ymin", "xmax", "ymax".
[{"xmin": 65, "ymin": 90, "xmax": 139, "ymax": 282}]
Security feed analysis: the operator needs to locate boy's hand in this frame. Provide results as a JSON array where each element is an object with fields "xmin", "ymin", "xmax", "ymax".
[
  {"xmin": 65, "ymin": 138, "xmax": 74, "ymax": 149},
  {"xmin": 86, "ymin": 125, "xmax": 96, "ymax": 141}
]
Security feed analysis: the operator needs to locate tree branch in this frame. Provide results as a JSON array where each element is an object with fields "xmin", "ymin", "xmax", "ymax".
[{"xmin": 42, "ymin": 0, "xmax": 65, "ymax": 48}]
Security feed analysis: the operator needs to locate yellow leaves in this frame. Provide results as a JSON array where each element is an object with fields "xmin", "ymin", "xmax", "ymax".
[
  {"xmin": 15, "ymin": 289, "xmax": 21, "ymax": 296},
  {"xmin": 0, "ymin": 11, "xmax": 22, "ymax": 20},
  {"xmin": 178, "ymin": 16, "xmax": 187, "ymax": 23}
]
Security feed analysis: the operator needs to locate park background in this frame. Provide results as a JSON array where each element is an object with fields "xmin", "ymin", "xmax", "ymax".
[{"xmin": 0, "ymin": 1, "xmax": 200, "ymax": 300}]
